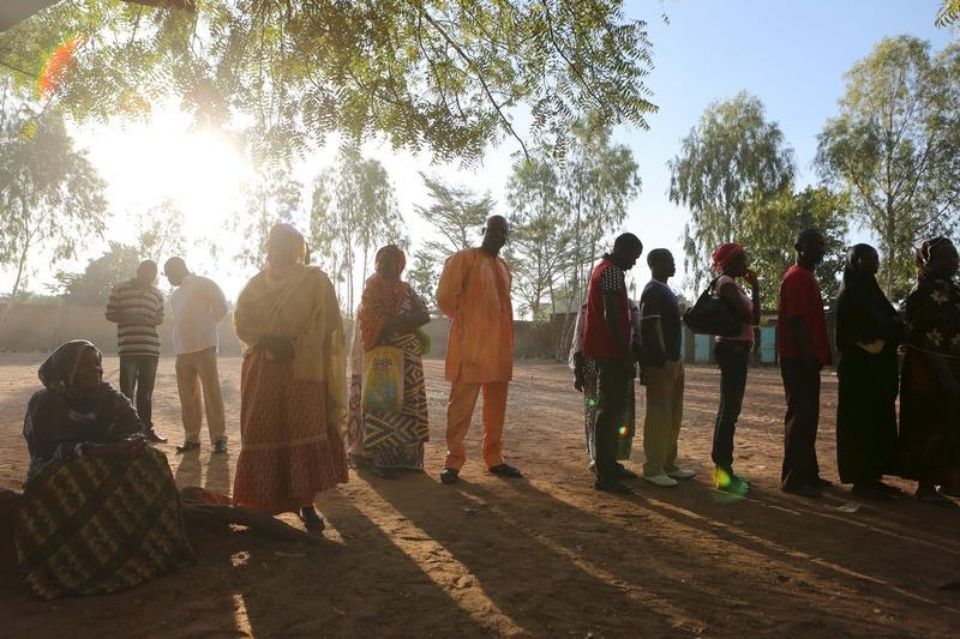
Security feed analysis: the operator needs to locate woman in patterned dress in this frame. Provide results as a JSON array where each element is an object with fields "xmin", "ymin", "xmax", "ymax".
[
  {"xmin": 233, "ymin": 223, "xmax": 348, "ymax": 530},
  {"xmin": 18, "ymin": 340, "xmax": 193, "ymax": 599},
  {"xmin": 347, "ymin": 245, "xmax": 430, "ymax": 479},
  {"xmin": 898, "ymin": 237, "xmax": 960, "ymax": 504}
]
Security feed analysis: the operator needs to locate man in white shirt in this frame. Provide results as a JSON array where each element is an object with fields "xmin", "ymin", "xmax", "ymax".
[{"xmin": 164, "ymin": 257, "xmax": 229, "ymax": 454}]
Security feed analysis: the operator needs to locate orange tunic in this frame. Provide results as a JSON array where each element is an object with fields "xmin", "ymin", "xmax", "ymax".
[{"xmin": 436, "ymin": 248, "xmax": 514, "ymax": 383}]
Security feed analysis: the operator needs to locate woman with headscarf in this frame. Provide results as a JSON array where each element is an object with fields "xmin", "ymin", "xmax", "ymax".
[
  {"xmin": 233, "ymin": 223, "xmax": 348, "ymax": 530},
  {"xmin": 834, "ymin": 244, "xmax": 903, "ymax": 499},
  {"xmin": 17, "ymin": 340, "xmax": 193, "ymax": 599},
  {"xmin": 347, "ymin": 245, "xmax": 431, "ymax": 479},
  {"xmin": 898, "ymin": 237, "xmax": 960, "ymax": 504},
  {"xmin": 710, "ymin": 243, "xmax": 759, "ymax": 495}
]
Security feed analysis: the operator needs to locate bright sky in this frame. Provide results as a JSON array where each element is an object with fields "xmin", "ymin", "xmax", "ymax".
[{"xmin": 3, "ymin": 0, "xmax": 954, "ymax": 306}]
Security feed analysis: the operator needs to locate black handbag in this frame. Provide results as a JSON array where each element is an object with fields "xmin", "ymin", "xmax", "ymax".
[{"xmin": 682, "ymin": 277, "xmax": 741, "ymax": 337}]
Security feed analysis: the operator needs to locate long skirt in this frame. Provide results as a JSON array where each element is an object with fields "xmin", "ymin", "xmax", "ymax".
[
  {"xmin": 582, "ymin": 357, "xmax": 635, "ymax": 462},
  {"xmin": 898, "ymin": 349, "xmax": 960, "ymax": 484},
  {"xmin": 347, "ymin": 332, "xmax": 429, "ymax": 470},
  {"xmin": 14, "ymin": 447, "xmax": 194, "ymax": 600},
  {"xmin": 233, "ymin": 350, "xmax": 348, "ymax": 514},
  {"xmin": 835, "ymin": 348, "xmax": 899, "ymax": 484}
]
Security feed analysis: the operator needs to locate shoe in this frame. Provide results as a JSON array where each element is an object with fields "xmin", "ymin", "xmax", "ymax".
[
  {"xmin": 489, "ymin": 463, "xmax": 523, "ymax": 479},
  {"xmin": 617, "ymin": 464, "xmax": 639, "ymax": 480},
  {"xmin": 587, "ymin": 460, "xmax": 597, "ymax": 473},
  {"xmin": 440, "ymin": 468, "xmax": 459, "ymax": 485},
  {"xmin": 143, "ymin": 428, "xmax": 167, "ymax": 444},
  {"xmin": 813, "ymin": 476, "xmax": 833, "ymax": 489},
  {"xmin": 667, "ymin": 468, "xmax": 696, "ymax": 480},
  {"xmin": 643, "ymin": 473, "xmax": 679, "ymax": 488},
  {"xmin": 715, "ymin": 467, "xmax": 749, "ymax": 495},
  {"xmin": 594, "ymin": 480, "xmax": 633, "ymax": 494},
  {"xmin": 782, "ymin": 483, "xmax": 822, "ymax": 498},
  {"xmin": 937, "ymin": 484, "xmax": 960, "ymax": 498},
  {"xmin": 175, "ymin": 441, "xmax": 200, "ymax": 453},
  {"xmin": 298, "ymin": 506, "xmax": 326, "ymax": 531},
  {"xmin": 916, "ymin": 487, "xmax": 956, "ymax": 505},
  {"xmin": 213, "ymin": 439, "xmax": 228, "ymax": 454}
]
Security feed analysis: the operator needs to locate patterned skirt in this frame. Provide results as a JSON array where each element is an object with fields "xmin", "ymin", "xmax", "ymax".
[
  {"xmin": 582, "ymin": 357, "xmax": 635, "ymax": 462},
  {"xmin": 233, "ymin": 350, "xmax": 348, "ymax": 514},
  {"xmin": 14, "ymin": 447, "xmax": 194, "ymax": 600},
  {"xmin": 347, "ymin": 332, "xmax": 429, "ymax": 470}
]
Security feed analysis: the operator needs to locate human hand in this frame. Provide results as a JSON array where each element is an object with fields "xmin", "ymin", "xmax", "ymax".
[
  {"xmin": 744, "ymin": 269, "xmax": 760, "ymax": 289},
  {"xmin": 573, "ymin": 366, "xmax": 585, "ymax": 392}
]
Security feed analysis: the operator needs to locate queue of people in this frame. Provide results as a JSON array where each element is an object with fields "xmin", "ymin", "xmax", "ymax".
[{"xmin": 10, "ymin": 217, "xmax": 960, "ymax": 601}]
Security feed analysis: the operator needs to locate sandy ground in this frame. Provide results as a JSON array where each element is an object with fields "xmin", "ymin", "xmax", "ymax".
[{"xmin": 1, "ymin": 354, "xmax": 959, "ymax": 638}]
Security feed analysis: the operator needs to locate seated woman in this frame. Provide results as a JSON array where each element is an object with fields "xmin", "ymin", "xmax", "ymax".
[
  {"xmin": 17, "ymin": 340, "xmax": 193, "ymax": 599},
  {"xmin": 347, "ymin": 245, "xmax": 431, "ymax": 479}
]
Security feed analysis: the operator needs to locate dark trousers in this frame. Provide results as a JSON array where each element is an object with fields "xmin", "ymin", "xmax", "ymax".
[
  {"xmin": 119, "ymin": 354, "xmax": 159, "ymax": 429},
  {"xmin": 712, "ymin": 340, "xmax": 751, "ymax": 471},
  {"xmin": 780, "ymin": 357, "xmax": 822, "ymax": 489},
  {"xmin": 594, "ymin": 357, "xmax": 633, "ymax": 484}
]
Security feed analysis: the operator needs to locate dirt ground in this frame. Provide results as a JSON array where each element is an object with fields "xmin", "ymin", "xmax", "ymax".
[{"xmin": 0, "ymin": 354, "xmax": 959, "ymax": 638}]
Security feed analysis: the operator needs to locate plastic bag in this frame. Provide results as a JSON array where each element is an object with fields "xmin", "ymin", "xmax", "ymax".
[{"xmin": 362, "ymin": 346, "xmax": 404, "ymax": 413}]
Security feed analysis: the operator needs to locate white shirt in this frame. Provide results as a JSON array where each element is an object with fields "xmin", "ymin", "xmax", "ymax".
[{"xmin": 169, "ymin": 274, "xmax": 229, "ymax": 355}]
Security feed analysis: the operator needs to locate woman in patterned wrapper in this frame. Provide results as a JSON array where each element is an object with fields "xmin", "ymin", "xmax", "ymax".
[
  {"xmin": 17, "ymin": 340, "xmax": 193, "ymax": 599},
  {"xmin": 347, "ymin": 245, "xmax": 431, "ymax": 479},
  {"xmin": 898, "ymin": 237, "xmax": 960, "ymax": 504},
  {"xmin": 232, "ymin": 223, "xmax": 349, "ymax": 531}
]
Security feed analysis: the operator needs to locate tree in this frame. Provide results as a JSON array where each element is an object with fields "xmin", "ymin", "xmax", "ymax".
[
  {"xmin": 54, "ymin": 242, "xmax": 141, "ymax": 306},
  {"xmin": 0, "ymin": 102, "xmax": 107, "ymax": 298},
  {"xmin": 0, "ymin": 1, "xmax": 660, "ymax": 162},
  {"xmin": 506, "ymin": 158, "xmax": 572, "ymax": 320},
  {"xmin": 742, "ymin": 187, "xmax": 850, "ymax": 307},
  {"xmin": 937, "ymin": 0, "xmax": 960, "ymax": 29},
  {"xmin": 235, "ymin": 164, "xmax": 304, "ymax": 268},
  {"xmin": 816, "ymin": 37, "xmax": 960, "ymax": 299},
  {"xmin": 135, "ymin": 196, "xmax": 186, "ymax": 263},
  {"xmin": 415, "ymin": 174, "xmax": 494, "ymax": 260},
  {"xmin": 309, "ymin": 146, "xmax": 406, "ymax": 315},
  {"xmin": 668, "ymin": 92, "xmax": 795, "ymax": 290},
  {"xmin": 407, "ymin": 249, "xmax": 438, "ymax": 311}
]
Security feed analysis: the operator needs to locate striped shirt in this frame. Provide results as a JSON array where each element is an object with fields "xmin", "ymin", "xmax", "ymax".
[{"xmin": 105, "ymin": 280, "xmax": 164, "ymax": 356}]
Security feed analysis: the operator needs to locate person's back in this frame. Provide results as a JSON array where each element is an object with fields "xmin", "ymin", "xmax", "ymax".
[{"xmin": 169, "ymin": 273, "xmax": 228, "ymax": 356}]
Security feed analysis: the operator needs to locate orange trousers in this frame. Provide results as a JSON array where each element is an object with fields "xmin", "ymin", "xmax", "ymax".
[{"xmin": 444, "ymin": 381, "xmax": 508, "ymax": 470}]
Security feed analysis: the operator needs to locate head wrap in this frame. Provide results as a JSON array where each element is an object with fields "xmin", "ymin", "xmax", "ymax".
[
  {"xmin": 375, "ymin": 244, "xmax": 406, "ymax": 280},
  {"xmin": 38, "ymin": 340, "xmax": 101, "ymax": 396},
  {"xmin": 711, "ymin": 243, "xmax": 745, "ymax": 274},
  {"xmin": 916, "ymin": 236, "xmax": 952, "ymax": 280},
  {"xmin": 357, "ymin": 245, "xmax": 410, "ymax": 351},
  {"xmin": 267, "ymin": 223, "xmax": 308, "ymax": 266}
]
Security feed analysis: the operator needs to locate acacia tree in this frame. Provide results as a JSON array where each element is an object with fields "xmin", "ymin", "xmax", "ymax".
[
  {"xmin": 309, "ymin": 146, "xmax": 406, "ymax": 315},
  {"xmin": 816, "ymin": 37, "xmax": 960, "ymax": 299},
  {"xmin": 407, "ymin": 250, "xmax": 438, "ymax": 311},
  {"xmin": 235, "ymin": 163, "xmax": 304, "ymax": 268},
  {"xmin": 0, "ymin": 105, "xmax": 107, "ymax": 298},
  {"xmin": 507, "ymin": 158, "xmax": 572, "ymax": 320},
  {"xmin": 415, "ymin": 174, "xmax": 494, "ymax": 260},
  {"xmin": 669, "ymin": 92, "xmax": 795, "ymax": 290},
  {"xmin": 1, "ymin": 1, "xmax": 660, "ymax": 162}
]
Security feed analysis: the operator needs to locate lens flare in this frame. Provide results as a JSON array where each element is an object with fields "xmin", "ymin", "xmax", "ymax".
[
  {"xmin": 37, "ymin": 36, "xmax": 79, "ymax": 100},
  {"xmin": 618, "ymin": 425, "xmax": 629, "ymax": 437}
]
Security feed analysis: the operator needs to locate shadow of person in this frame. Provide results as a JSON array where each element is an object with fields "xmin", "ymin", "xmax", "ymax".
[
  {"xmin": 173, "ymin": 451, "xmax": 202, "ymax": 489},
  {"xmin": 205, "ymin": 452, "xmax": 232, "ymax": 495}
]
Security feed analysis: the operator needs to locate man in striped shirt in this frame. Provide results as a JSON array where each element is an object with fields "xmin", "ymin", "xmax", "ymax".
[{"xmin": 106, "ymin": 260, "xmax": 167, "ymax": 443}]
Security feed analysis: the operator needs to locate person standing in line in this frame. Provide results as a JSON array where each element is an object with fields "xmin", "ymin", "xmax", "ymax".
[
  {"xmin": 163, "ymin": 257, "xmax": 229, "ymax": 454},
  {"xmin": 639, "ymin": 249, "xmax": 695, "ymax": 487},
  {"xmin": 898, "ymin": 237, "xmax": 960, "ymax": 504},
  {"xmin": 105, "ymin": 260, "xmax": 167, "ymax": 443},
  {"xmin": 583, "ymin": 233, "xmax": 644, "ymax": 494},
  {"xmin": 834, "ymin": 244, "xmax": 904, "ymax": 500},
  {"xmin": 778, "ymin": 229, "xmax": 831, "ymax": 498},
  {"xmin": 710, "ymin": 243, "xmax": 760, "ymax": 495},
  {"xmin": 436, "ymin": 215, "xmax": 523, "ymax": 485}
]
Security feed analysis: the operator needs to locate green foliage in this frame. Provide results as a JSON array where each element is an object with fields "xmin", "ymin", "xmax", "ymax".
[
  {"xmin": 669, "ymin": 92, "xmax": 795, "ymax": 290},
  {"xmin": 136, "ymin": 196, "xmax": 186, "ymax": 263},
  {"xmin": 235, "ymin": 163, "xmax": 304, "ymax": 268},
  {"xmin": 0, "ymin": 0, "xmax": 659, "ymax": 162},
  {"xmin": 309, "ymin": 145, "xmax": 406, "ymax": 314},
  {"xmin": 742, "ymin": 187, "xmax": 849, "ymax": 307},
  {"xmin": 407, "ymin": 249, "xmax": 437, "ymax": 311},
  {"xmin": 0, "ymin": 91, "xmax": 107, "ymax": 298},
  {"xmin": 54, "ymin": 241, "xmax": 141, "ymax": 306},
  {"xmin": 936, "ymin": 0, "xmax": 960, "ymax": 29},
  {"xmin": 816, "ymin": 36, "xmax": 960, "ymax": 300},
  {"xmin": 415, "ymin": 173, "xmax": 494, "ymax": 259}
]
